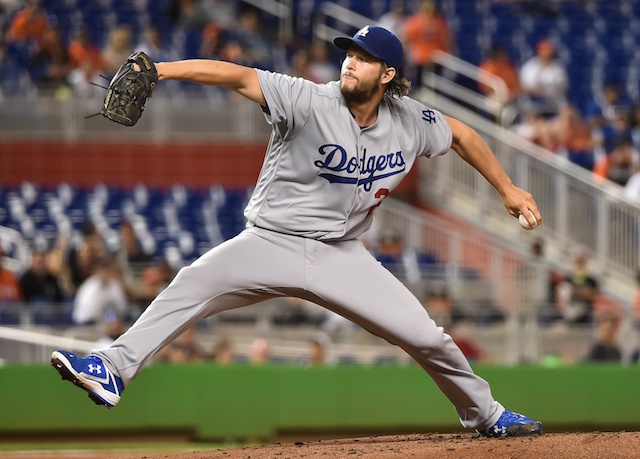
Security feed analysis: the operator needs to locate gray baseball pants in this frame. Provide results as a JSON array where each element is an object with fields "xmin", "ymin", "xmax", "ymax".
[{"xmin": 95, "ymin": 226, "xmax": 503, "ymax": 430}]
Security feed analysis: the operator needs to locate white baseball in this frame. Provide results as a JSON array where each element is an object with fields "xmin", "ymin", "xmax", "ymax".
[{"xmin": 518, "ymin": 210, "xmax": 537, "ymax": 230}]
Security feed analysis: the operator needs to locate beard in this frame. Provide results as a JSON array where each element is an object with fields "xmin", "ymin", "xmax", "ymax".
[{"xmin": 340, "ymin": 75, "xmax": 380, "ymax": 104}]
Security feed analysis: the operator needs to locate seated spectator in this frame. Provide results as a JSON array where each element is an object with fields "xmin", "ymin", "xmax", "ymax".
[
  {"xmin": 155, "ymin": 326, "xmax": 207, "ymax": 363},
  {"xmin": 593, "ymin": 135, "xmax": 639, "ymax": 186},
  {"xmin": 72, "ymin": 256, "xmax": 128, "ymax": 325},
  {"xmin": 422, "ymin": 289, "xmax": 483, "ymax": 361},
  {"xmin": 212, "ymin": 336, "xmax": 236, "ymax": 364},
  {"xmin": 0, "ymin": 39, "xmax": 28, "ymax": 95},
  {"xmin": 422, "ymin": 289, "xmax": 463, "ymax": 326},
  {"xmin": 7, "ymin": 0, "xmax": 48, "ymax": 46},
  {"xmin": 19, "ymin": 249, "xmax": 65, "ymax": 304},
  {"xmin": 167, "ymin": 0, "xmax": 207, "ymax": 32},
  {"xmin": 555, "ymin": 245, "xmax": 599, "ymax": 325},
  {"xmin": 102, "ymin": 25, "xmax": 134, "ymax": 77},
  {"xmin": 198, "ymin": 0, "xmax": 238, "ymax": 33},
  {"xmin": 478, "ymin": 44, "xmax": 520, "ymax": 104},
  {"xmin": 0, "ymin": 245, "xmax": 22, "ymax": 303},
  {"xmin": 377, "ymin": 0, "xmax": 409, "ymax": 39},
  {"xmin": 231, "ymin": 8, "xmax": 272, "ymax": 69},
  {"xmin": 135, "ymin": 258, "xmax": 175, "ymax": 306},
  {"xmin": 136, "ymin": 24, "xmax": 179, "ymax": 64},
  {"xmin": 67, "ymin": 26, "xmax": 104, "ymax": 72},
  {"xmin": 584, "ymin": 81, "xmax": 633, "ymax": 131},
  {"xmin": 307, "ymin": 41, "xmax": 339, "ymax": 84},
  {"xmin": 555, "ymin": 104, "xmax": 597, "ymax": 171},
  {"xmin": 298, "ymin": 331, "xmax": 331, "ymax": 367},
  {"xmin": 403, "ymin": 0, "xmax": 452, "ymax": 85},
  {"xmin": 249, "ymin": 337, "xmax": 272, "ymax": 364},
  {"xmin": 374, "ymin": 229, "xmax": 436, "ymax": 283},
  {"xmin": 66, "ymin": 221, "xmax": 106, "ymax": 294},
  {"xmin": 519, "ymin": 39, "xmax": 568, "ymax": 117},
  {"xmin": 93, "ymin": 311, "xmax": 128, "ymax": 350},
  {"xmin": 599, "ymin": 107, "xmax": 634, "ymax": 155},
  {"xmin": 28, "ymin": 24, "xmax": 71, "ymax": 89},
  {"xmin": 585, "ymin": 306, "xmax": 622, "ymax": 363}
]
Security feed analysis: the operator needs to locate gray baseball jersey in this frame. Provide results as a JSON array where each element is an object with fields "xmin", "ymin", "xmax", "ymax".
[
  {"xmin": 246, "ymin": 70, "xmax": 451, "ymax": 240},
  {"xmin": 95, "ymin": 70, "xmax": 503, "ymax": 431}
]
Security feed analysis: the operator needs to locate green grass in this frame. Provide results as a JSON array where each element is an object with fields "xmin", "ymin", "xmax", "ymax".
[{"xmin": 0, "ymin": 440, "xmax": 247, "ymax": 454}]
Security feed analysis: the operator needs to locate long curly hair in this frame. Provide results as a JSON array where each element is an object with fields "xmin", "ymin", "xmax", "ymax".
[{"xmin": 382, "ymin": 63, "xmax": 411, "ymax": 99}]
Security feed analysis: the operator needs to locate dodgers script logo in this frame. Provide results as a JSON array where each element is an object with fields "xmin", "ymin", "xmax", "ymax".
[{"xmin": 314, "ymin": 144, "xmax": 406, "ymax": 191}]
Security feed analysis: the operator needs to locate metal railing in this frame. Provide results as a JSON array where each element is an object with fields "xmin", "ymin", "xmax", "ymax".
[
  {"xmin": 414, "ymin": 86, "xmax": 639, "ymax": 303},
  {"xmin": 427, "ymin": 50, "xmax": 517, "ymax": 126}
]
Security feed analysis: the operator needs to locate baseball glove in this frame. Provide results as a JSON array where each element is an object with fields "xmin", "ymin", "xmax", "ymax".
[{"xmin": 101, "ymin": 51, "xmax": 158, "ymax": 126}]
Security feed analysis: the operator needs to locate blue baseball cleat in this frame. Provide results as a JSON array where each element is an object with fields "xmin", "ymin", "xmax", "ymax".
[
  {"xmin": 51, "ymin": 350, "xmax": 123, "ymax": 408},
  {"xmin": 477, "ymin": 409, "xmax": 543, "ymax": 437}
]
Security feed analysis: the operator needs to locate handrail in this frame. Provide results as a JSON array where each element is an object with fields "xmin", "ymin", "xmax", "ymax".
[
  {"xmin": 312, "ymin": 2, "xmax": 376, "ymax": 43},
  {"xmin": 0, "ymin": 326, "xmax": 96, "ymax": 354},
  {"xmin": 431, "ymin": 50, "xmax": 510, "ymax": 105},
  {"xmin": 427, "ymin": 50, "xmax": 516, "ymax": 126}
]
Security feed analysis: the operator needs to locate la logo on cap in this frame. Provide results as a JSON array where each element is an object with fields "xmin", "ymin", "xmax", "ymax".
[{"xmin": 357, "ymin": 26, "xmax": 370, "ymax": 37}]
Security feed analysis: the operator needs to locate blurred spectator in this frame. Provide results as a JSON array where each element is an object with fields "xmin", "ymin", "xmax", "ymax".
[
  {"xmin": 102, "ymin": 25, "xmax": 134, "ymax": 76},
  {"xmin": 555, "ymin": 245, "xmax": 599, "ymax": 325},
  {"xmin": 378, "ymin": 1, "xmax": 408, "ymax": 40},
  {"xmin": 66, "ymin": 221, "xmax": 106, "ymax": 293},
  {"xmin": 299, "ymin": 331, "xmax": 331, "ymax": 367},
  {"xmin": 199, "ymin": 23, "xmax": 224, "ymax": 60},
  {"xmin": 422, "ymin": 289, "xmax": 483, "ymax": 361},
  {"xmin": 72, "ymin": 256, "xmax": 128, "ymax": 325},
  {"xmin": 307, "ymin": 41, "xmax": 339, "ymax": 83},
  {"xmin": 593, "ymin": 135, "xmax": 639, "ymax": 186},
  {"xmin": 478, "ymin": 44, "xmax": 520, "ymax": 104},
  {"xmin": 585, "ymin": 306, "xmax": 622, "ymax": 363},
  {"xmin": 93, "ymin": 311, "xmax": 128, "ymax": 350},
  {"xmin": 374, "ymin": 229, "xmax": 436, "ymax": 283},
  {"xmin": 119, "ymin": 221, "xmax": 152, "ymax": 265},
  {"xmin": 519, "ymin": 39, "xmax": 568, "ymax": 117},
  {"xmin": 19, "ymin": 249, "xmax": 65, "ymax": 304},
  {"xmin": 0, "ymin": 245, "xmax": 22, "ymax": 303},
  {"xmin": 599, "ymin": 107, "xmax": 634, "ymax": 155},
  {"xmin": 402, "ymin": 0, "xmax": 452, "ymax": 85},
  {"xmin": 249, "ymin": 337, "xmax": 272, "ymax": 364},
  {"xmin": 584, "ymin": 81, "xmax": 633, "ymax": 130},
  {"xmin": 0, "ymin": 39, "xmax": 27, "ymax": 95},
  {"xmin": 422, "ymin": 289, "xmax": 463, "ymax": 327},
  {"xmin": 155, "ymin": 326, "xmax": 207, "ymax": 363},
  {"xmin": 513, "ymin": 104, "xmax": 596, "ymax": 170},
  {"xmin": 212, "ymin": 336, "xmax": 235, "ymax": 364},
  {"xmin": 136, "ymin": 24, "xmax": 178, "ymax": 63},
  {"xmin": 555, "ymin": 104, "xmax": 597, "ymax": 171},
  {"xmin": 67, "ymin": 26, "xmax": 105, "ymax": 94},
  {"xmin": 286, "ymin": 46, "xmax": 310, "ymax": 79},
  {"xmin": 167, "ymin": 0, "xmax": 206, "ymax": 32},
  {"xmin": 28, "ymin": 24, "xmax": 71, "ymax": 89},
  {"xmin": 67, "ymin": 26, "xmax": 104, "ymax": 71},
  {"xmin": 136, "ymin": 258, "xmax": 175, "ymax": 305},
  {"xmin": 198, "ymin": 0, "xmax": 238, "ymax": 32},
  {"xmin": 7, "ymin": 0, "xmax": 48, "ymax": 45},
  {"xmin": 232, "ymin": 8, "xmax": 272, "ymax": 69}
]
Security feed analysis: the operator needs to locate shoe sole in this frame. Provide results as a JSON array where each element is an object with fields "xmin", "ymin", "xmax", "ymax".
[
  {"xmin": 506, "ymin": 421, "xmax": 544, "ymax": 437},
  {"xmin": 50, "ymin": 352, "xmax": 116, "ymax": 408}
]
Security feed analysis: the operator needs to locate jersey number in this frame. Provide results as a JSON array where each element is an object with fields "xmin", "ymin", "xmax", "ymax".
[{"xmin": 366, "ymin": 188, "xmax": 389, "ymax": 217}]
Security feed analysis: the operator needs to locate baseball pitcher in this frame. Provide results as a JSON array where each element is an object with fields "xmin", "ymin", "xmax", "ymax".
[{"xmin": 52, "ymin": 26, "xmax": 542, "ymax": 438}]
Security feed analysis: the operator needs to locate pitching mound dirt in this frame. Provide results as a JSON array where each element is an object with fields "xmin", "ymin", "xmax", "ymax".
[{"xmin": 120, "ymin": 431, "xmax": 640, "ymax": 459}]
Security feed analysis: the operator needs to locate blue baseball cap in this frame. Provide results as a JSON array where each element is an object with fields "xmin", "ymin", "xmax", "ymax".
[{"xmin": 334, "ymin": 25, "xmax": 403, "ymax": 70}]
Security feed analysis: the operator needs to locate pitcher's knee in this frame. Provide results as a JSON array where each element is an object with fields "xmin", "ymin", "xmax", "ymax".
[{"xmin": 400, "ymin": 323, "xmax": 453, "ymax": 354}]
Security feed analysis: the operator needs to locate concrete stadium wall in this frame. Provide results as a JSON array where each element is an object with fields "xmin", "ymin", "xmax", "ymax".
[{"xmin": 1, "ymin": 363, "xmax": 639, "ymax": 440}]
